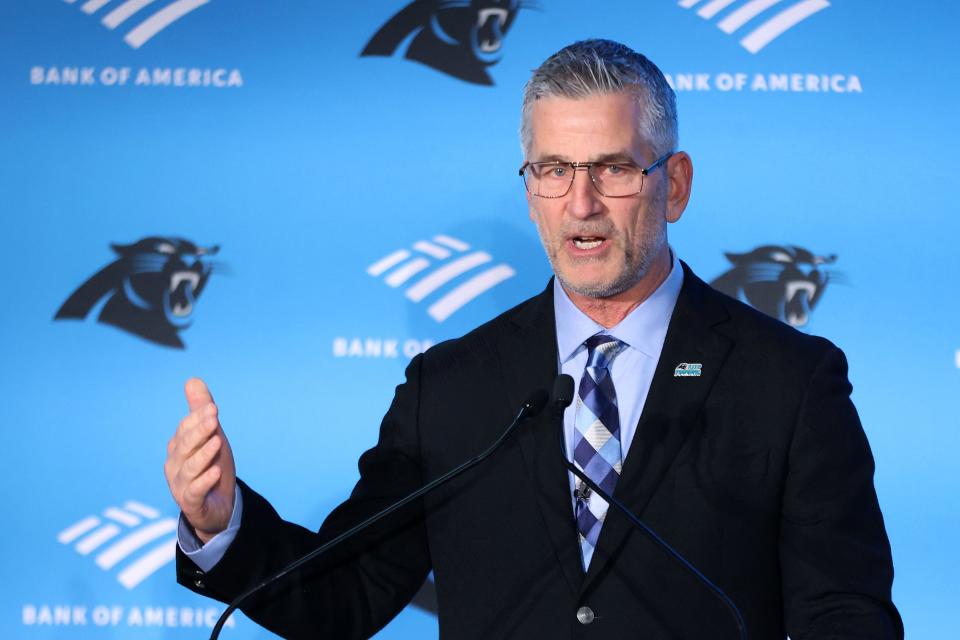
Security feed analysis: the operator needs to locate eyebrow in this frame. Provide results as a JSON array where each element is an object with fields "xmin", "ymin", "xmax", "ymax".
[{"xmin": 532, "ymin": 151, "xmax": 639, "ymax": 164}]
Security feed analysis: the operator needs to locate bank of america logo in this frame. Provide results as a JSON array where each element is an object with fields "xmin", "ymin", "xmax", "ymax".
[
  {"xmin": 678, "ymin": 0, "xmax": 830, "ymax": 54},
  {"xmin": 367, "ymin": 234, "xmax": 516, "ymax": 322},
  {"xmin": 62, "ymin": 0, "xmax": 211, "ymax": 49},
  {"xmin": 57, "ymin": 501, "xmax": 177, "ymax": 589}
]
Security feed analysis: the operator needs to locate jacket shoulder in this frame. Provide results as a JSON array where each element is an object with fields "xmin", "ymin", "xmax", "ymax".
[
  {"xmin": 688, "ymin": 266, "xmax": 840, "ymax": 365},
  {"xmin": 417, "ymin": 286, "xmax": 551, "ymax": 374}
]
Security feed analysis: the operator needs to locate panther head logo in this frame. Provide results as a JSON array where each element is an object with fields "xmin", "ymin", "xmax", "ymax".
[
  {"xmin": 55, "ymin": 237, "xmax": 219, "ymax": 348},
  {"xmin": 709, "ymin": 245, "xmax": 838, "ymax": 327},
  {"xmin": 360, "ymin": 0, "xmax": 526, "ymax": 86}
]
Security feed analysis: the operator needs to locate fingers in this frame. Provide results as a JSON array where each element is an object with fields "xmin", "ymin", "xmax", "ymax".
[
  {"xmin": 183, "ymin": 465, "xmax": 222, "ymax": 509},
  {"xmin": 166, "ymin": 379, "xmax": 235, "ymax": 535},
  {"xmin": 169, "ymin": 434, "xmax": 223, "ymax": 512},
  {"xmin": 169, "ymin": 409, "xmax": 218, "ymax": 466},
  {"xmin": 168, "ymin": 410, "xmax": 215, "ymax": 466},
  {"xmin": 183, "ymin": 433, "xmax": 222, "ymax": 480},
  {"xmin": 182, "ymin": 404, "xmax": 217, "ymax": 438},
  {"xmin": 184, "ymin": 377, "xmax": 214, "ymax": 413},
  {"xmin": 165, "ymin": 401, "xmax": 222, "ymax": 508}
]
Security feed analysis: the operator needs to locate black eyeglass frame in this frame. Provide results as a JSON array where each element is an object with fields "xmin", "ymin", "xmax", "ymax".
[{"xmin": 518, "ymin": 152, "xmax": 673, "ymax": 198}]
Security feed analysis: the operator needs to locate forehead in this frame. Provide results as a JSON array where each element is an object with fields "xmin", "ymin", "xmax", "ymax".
[{"xmin": 528, "ymin": 92, "xmax": 646, "ymax": 160}]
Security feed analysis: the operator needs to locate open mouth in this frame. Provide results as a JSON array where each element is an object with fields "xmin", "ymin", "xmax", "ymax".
[
  {"xmin": 475, "ymin": 8, "xmax": 508, "ymax": 55},
  {"xmin": 784, "ymin": 280, "xmax": 817, "ymax": 326},
  {"xmin": 169, "ymin": 271, "xmax": 200, "ymax": 317},
  {"xmin": 571, "ymin": 236, "xmax": 605, "ymax": 250}
]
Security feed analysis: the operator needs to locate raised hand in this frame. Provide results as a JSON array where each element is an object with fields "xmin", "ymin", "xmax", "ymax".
[{"xmin": 164, "ymin": 378, "xmax": 237, "ymax": 543}]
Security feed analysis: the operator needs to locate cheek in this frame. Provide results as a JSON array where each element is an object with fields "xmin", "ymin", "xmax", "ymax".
[
  {"xmin": 529, "ymin": 202, "xmax": 553, "ymax": 229},
  {"xmin": 627, "ymin": 204, "xmax": 657, "ymax": 235},
  {"xmin": 530, "ymin": 200, "xmax": 570, "ymax": 238},
  {"xmin": 611, "ymin": 206, "xmax": 641, "ymax": 238},
  {"xmin": 526, "ymin": 194, "xmax": 537, "ymax": 222}
]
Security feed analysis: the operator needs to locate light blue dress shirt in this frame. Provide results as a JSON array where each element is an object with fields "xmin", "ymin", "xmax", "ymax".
[
  {"xmin": 555, "ymin": 251, "xmax": 683, "ymax": 570},
  {"xmin": 179, "ymin": 252, "xmax": 683, "ymax": 573},
  {"xmin": 178, "ymin": 485, "xmax": 242, "ymax": 571}
]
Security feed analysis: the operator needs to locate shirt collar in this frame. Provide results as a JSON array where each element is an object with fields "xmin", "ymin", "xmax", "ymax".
[{"xmin": 554, "ymin": 250, "xmax": 684, "ymax": 363}]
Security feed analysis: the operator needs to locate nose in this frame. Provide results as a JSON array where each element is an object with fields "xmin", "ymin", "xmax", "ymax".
[{"xmin": 566, "ymin": 167, "xmax": 603, "ymax": 219}]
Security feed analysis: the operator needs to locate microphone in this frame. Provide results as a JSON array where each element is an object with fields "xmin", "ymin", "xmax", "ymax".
[
  {"xmin": 550, "ymin": 374, "xmax": 747, "ymax": 640},
  {"xmin": 551, "ymin": 371, "xmax": 575, "ymax": 417},
  {"xmin": 209, "ymin": 388, "xmax": 549, "ymax": 640}
]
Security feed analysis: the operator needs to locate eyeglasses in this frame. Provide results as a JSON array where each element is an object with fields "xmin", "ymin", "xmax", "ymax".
[{"xmin": 518, "ymin": 152, "xmax": 673, "ymax": 198}]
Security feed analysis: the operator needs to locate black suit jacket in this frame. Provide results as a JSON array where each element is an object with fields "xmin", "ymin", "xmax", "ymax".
[{"xmin": 178, "ymin": 264, "xmax": 902, "ymax": 639}]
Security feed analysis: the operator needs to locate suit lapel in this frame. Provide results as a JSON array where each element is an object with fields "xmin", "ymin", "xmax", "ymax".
[
  {"xmin": 497, "ymin": 282, "xmax": 586, "ymax": 595},
  {"xmin": 582, "ymin": 264, "xmax": 733, "ymax": 589}
]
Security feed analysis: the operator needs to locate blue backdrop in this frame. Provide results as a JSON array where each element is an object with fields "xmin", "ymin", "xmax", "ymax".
[{"xmin": 2, "ymin": 1, "xmax": 957, "ymax": 637}]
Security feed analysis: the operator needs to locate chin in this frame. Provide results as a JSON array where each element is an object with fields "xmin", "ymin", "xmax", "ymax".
[{"xmin": 558, "ymin": 273, "xmax": 636, "ymax": 300}]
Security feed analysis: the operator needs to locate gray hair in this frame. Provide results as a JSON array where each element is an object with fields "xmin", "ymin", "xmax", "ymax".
[{"xmin": 520, "ymin": 39, "xmax": 678, "ymax": 159}]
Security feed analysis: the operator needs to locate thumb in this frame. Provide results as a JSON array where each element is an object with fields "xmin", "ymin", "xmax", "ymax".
[{"xmin": 184, "ymin": 377, "xmax": 214, "ymax": 412}]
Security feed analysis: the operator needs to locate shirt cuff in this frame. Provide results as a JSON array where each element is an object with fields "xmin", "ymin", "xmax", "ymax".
[{"xmin": 176, "ymin": 484, "xmax": 243, "ymax": 573}]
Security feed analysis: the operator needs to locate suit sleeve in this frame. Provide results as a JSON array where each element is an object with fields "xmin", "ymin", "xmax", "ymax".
[
  {"xmin": 780, "ymin": 345, "xmax": 904, "ymax": 639},
  {"xmin": 175, "ymin": 354, "xmax": 432, "ymax": 640}
]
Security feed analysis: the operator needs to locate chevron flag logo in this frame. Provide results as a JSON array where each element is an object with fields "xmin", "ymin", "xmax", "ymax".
[
  {"xmin": 367, "ymin": 234, "xmax": 516, "ymax": 323},
  {"xmin": 57, "ymin": 501, "xmax": 177, "ymax": 589},
  {"xmin": 678, "ymin": 0, "xmax": 830, "ymax": 54},
  {"xmin": 62, "ymin": 0, "xmax": 211, "ymax": 49}
]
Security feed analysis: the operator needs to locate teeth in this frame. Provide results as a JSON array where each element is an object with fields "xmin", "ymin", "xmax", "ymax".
[
  {"xmin": 170, "ymin": 271, "xmax": 200, "ymax": 292},
  {"xmin": 785, "ymin": 280, "xmax": 816, "ymax": 301},
  {"xmin": 478, "ymin": 8, "xmax": 508, "ymax": 28},
  {"xmin": 172, "ymin": 302, "xmax": 193, "ymax": 317},
  {"xmin": 477, "ymin": 8, "xmax": 506, "ymax": 52},
  {"xmin": 573, "ymin": 238, "xmax": 602, "ymax": 250}
]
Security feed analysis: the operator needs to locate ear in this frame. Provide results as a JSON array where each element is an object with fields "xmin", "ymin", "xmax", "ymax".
[{"xmin": 664, "ymin": 151, "xmax": 693, "ymax": 223}]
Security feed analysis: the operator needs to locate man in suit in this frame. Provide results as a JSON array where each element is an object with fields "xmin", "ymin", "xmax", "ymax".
[{"xmin": 166, "ymin": 40, "xmax": 902, "ymax": 638}]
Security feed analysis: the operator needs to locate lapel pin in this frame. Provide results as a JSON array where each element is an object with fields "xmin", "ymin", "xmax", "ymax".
[{"xmin": 674, "ymin": 362, "xmax": 702, "ymax": 377}]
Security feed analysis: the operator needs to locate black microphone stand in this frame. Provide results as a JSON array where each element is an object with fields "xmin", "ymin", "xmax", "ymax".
[{"xmin": 208, "ymin": 389, "xmax": 549, "ymax": 640}]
